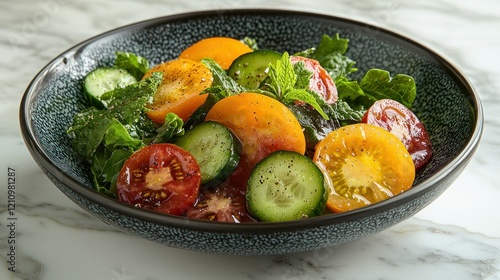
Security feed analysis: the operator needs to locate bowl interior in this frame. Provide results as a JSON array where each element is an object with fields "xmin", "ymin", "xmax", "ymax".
[{"xmin": 22, "ymin": 10, "xmax": 479, "ymax": 226}]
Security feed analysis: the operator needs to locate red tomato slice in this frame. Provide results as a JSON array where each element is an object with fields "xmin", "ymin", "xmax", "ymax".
[
  {"xmin": 290, "ymin": 56, "xmax": 338, "ymax": 104},
  {"xmin": 362, "ymin": 99, "xmax": 432, "ymax": 170},
  {"xmin": 116, "ymin": 143, "xmax": 201, "ymax": 216},
  {"xmin": 186, "ymin": 182, "xmax": 256, "ymax": 223}
]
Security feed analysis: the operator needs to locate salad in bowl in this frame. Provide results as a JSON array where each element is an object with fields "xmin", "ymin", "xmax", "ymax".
[{"xmin": 67, "ymin": 34, "xmax": 432, "ymax": 223}]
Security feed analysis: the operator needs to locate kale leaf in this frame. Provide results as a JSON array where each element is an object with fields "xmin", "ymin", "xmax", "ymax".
[
  {"xmin": 68, "ymin": 72, "xmax": 163, "ymax": 196},
  {"xmin": 67, "ymin": 108, "xmax": 114, "ymax": 160},
  {"xmin": 335, "ymin": 69, "xmax": 417, "ymax": 109},
  {"xmin": 152, "ymin": 113, "xmax": 185, "ymax": 143},
  {"xmin": 305, "ymin": 34, "xmax": 357, "ymax": 80},
  {"xmin": 359, "ymin": 69, "xmax": 416, "ymax": 108},
  {"xmin": 301, "ymin": 34, "xmax": 416, "ymax": 112},
  {"xmin": 201, "ymin": 58, "xmax": 246, "ymax": 95}
]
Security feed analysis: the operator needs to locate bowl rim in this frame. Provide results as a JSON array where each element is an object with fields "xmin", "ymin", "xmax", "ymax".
[{"xmin": 19, "ymin": 8, "xmax": 483, "ymax": 234}]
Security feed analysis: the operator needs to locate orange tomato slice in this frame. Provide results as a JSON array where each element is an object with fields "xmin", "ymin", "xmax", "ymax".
[
  {"xmin": 205, "ymin": 92, "xmax": 306, "ymax": 173},
  {"xmin": 179, "ymin": 37, "xmax": 253, "ymax": 69},
  {"xmin": 313, "ymin": 123, "xmax": 415, "ymax": 213},
  {"xmin": 143, "ymin": 59, "xmax": 213, "ymax": 123}
]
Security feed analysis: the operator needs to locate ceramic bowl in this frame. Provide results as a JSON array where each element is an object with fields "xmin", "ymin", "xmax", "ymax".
[{"xmin": 20, "ymin": 9, "xmax": 482, "ymax": 255}]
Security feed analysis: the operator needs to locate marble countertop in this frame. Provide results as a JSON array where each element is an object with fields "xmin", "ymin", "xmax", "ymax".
[{"xmin": 1, "ymin": 0, "xmax": 500, "ymax": 279}]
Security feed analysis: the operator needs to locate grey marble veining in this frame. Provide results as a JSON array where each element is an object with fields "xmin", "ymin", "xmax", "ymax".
[{"xmin": 1, "ymin": 0, "xmax": 500, "ymax": 279}]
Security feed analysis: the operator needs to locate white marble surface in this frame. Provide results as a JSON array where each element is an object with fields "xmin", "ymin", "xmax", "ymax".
[{"xmin": 1, "ymin": 0, "xmax": 500, "ymax": 279}]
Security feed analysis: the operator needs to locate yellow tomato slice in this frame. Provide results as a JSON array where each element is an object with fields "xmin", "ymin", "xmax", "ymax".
[
  {"xmin": 313, "ymin": 123, "xmax": 415, "ymax": 213},
  {"xmin": 179, "ymin": 37, "xmax": 253, "ymax": 69},
  {"xmin": 143, "ymin": 59, "xmax": 213, "ymax": 123}
]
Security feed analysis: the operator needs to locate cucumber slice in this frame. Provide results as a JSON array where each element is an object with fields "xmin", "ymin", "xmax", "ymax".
[
  {"xmin": 83, "ymin": 67, "xmax": 137, "ymax": 108},
  {"xmin": 227, "ymin": 50, "xmax": 281, "ymax": 89},
  {"xmin": 246, "ymin": 150, "xmax": 327, "ymax": 222},
  {"xmin": 175, "ymin": 121, "xmax": 240, "ymax": 186}
]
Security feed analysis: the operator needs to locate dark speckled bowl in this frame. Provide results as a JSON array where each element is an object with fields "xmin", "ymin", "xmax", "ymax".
[{"xmin": 20, "ymin": 9, "xmax": 482, "ymax": 255}]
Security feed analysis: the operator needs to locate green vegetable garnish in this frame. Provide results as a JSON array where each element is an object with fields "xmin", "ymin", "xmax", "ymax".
[
  {"xmin": 301, "ymin": 33, "xmax": 358, "ymax": 80},
  {"xmin": 114, "ymin": 51, "xmax": 150, "ymax": 81},
  {"xmin": 266, "ymin": 52, "xmax": 329, "ymax": 119},
  {"xmin": 68, "ymin": 72, "xmax": 163, "ymax": 196}
]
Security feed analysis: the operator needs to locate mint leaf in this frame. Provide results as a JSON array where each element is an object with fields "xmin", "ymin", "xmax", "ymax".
[
  {"xmin": 267, "ymin": 52, "xmax": 296, "ymax": 98},
  {"xmin": 265, "ymin": 52, "xmax": 329, "ymax": 119},
  {"xmin": 115, "ymin": 51, "xmax": 150, "ymax": 80}
]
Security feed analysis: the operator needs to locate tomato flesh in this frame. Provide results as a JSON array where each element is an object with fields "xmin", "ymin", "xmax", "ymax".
[
  {"xmin": 290, "ymin": 56, "xmax": 338, "ymax": 104},
  {"xmin": 362, "ymin": 99, "xmax": 432, "ymax": 170},
  {"xmin": 117, "ymin": 144, "xmax": 201, "ymax": 216},
  {"xmin": 186, "ymin": 182, "xmax": 256, "ymax": 223}
]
